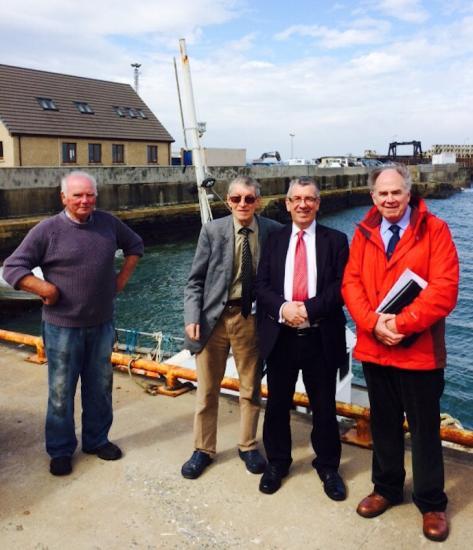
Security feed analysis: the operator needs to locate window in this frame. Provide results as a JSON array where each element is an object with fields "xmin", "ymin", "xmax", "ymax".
[
  {"xmin": 127, "ymin": 107, "xmax": 137, "ymax": 118},
  {"xmin": 36, "ymin": 97, "xmax": 58, "ymax": 110},
  {"xmin": 0, "ymin": 141, "xmax": 3, "ymax": 159},
  {"xmin": 147, "ymin": 145, "xmax": 158, "ymax": 164},
  {"xmin": 137, "ymin": 109, "xmax": 147, "ymax": 119},
  {"xmin": 112, "ymin": 144, "xmax": 124, "ymax": 164},
  {"xmin": 75, "ymin": 101, "xmax": 94, "ymax": 114},
  {"xmin": 113, "ymin": 106, "xmax": 125, "ymax": 117},
  {"xmin": 88, "ymin": 143, "xmax": 102, "ymax": 163},
  {"xmin": 62, "ymin": 143, "xmax": 77, "ymax": 163}
]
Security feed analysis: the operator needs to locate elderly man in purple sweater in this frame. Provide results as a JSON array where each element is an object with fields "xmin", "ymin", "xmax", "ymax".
[{"xmin": 3, "ymin": 171, "xmax": 144, "ymax": 476}]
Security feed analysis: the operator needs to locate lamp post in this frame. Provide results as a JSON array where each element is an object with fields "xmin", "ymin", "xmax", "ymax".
[{"xmin": 289, "ymin": 132, "xmax": 295, "ymax": 159}]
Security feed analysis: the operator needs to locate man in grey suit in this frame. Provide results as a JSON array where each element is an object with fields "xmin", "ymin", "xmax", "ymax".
[{"xmin": 182, "ymin": 176, "xmax": 281, "ymax": 479}]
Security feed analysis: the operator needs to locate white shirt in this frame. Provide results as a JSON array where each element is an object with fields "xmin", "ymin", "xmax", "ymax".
[
  {"xmin": 380, "ymin": 206, "xmax": 411, "ymax": 251},
  {"xmin": 279, "ymin": 220, "xmax": 317, "ymax": 326}
]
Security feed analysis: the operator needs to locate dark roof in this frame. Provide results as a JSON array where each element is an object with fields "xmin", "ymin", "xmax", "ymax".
[{"xmin": 0, "ymin": 64, "xmax": 174, "ymax": 142}]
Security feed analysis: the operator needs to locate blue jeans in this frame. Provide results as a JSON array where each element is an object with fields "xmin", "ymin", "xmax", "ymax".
[{"xmin": 42, "ymin": 321, "xmax": 115, "ymax": 458}]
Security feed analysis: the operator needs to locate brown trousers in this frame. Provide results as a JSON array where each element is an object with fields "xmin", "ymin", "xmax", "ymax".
[{"xmin": 194, "ymin": 306, "xmax": 262, "ymax": 455}]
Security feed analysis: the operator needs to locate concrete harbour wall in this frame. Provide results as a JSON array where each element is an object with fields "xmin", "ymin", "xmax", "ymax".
[{"xmin": 0, "ymin": 163, "xmax": 466, "ymax": 218}]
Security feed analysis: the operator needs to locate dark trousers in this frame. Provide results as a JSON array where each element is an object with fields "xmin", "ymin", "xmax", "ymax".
[
  {"xmin": 263, "ymin": 327, "xmax": 341, "ymax": 474},
  {"xmin": 363, "ymin": 363, "xmax": 447, "ymax": 513}
]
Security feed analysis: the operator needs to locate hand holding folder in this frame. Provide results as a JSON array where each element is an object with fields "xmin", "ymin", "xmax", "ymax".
[{"xmin": 376, "ymin": 269, "xmax": 427, "ymax": 347}]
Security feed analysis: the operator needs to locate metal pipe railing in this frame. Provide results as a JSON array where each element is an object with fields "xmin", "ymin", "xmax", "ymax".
[
  {"xmin": 1, "ymin": 329, "xmax": 472, "ymax": 448},
  {"xmin": 0, "ymin": 329, "xmax": 46, "ymax": 363}
]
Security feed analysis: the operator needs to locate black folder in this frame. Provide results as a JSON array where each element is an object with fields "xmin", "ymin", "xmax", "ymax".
[
  {"xmin": 379, "ymin": 279, "xmax": 423, "ymax": 314},
  {"xmin": 379, "ymin": 279, "xmax": 423, "ymax": 347}
]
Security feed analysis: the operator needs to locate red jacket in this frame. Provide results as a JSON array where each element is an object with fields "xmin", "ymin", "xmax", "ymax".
[{"xmin": 342, "ymin": 198, "xmax": 459, "ymax": 370}]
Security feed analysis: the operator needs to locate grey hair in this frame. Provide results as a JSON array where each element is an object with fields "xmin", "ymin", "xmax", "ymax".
[
  {"xmin": 61, "ymin": 171, "xmax": 98, "ymax": 195},
  {"xmin": 227, "ymin": 176, "xmax": 261, "ymax": 198},
  {"xmin": 286, "ymin": 177, "xmax": 320, "ymax": 198},
  {"xmin": 368, "ymin": 164, "xmax": 412, "ymax": 192}
]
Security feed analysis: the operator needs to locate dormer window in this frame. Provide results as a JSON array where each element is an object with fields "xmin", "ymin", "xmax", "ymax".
[
  {"xmin": 127, "ymin": 107, "xmax": 137, "ymax": 118},
  {"xmin": 37, "ymin": 97, "xmax": 58, "ymax": 110},
  {"xmin": 74, "ymin": 101, "xmax": 94, "ymax": 114},
  {"xmin": 137, "ymin": 109, "xmax": 147, "ymax": 119}
]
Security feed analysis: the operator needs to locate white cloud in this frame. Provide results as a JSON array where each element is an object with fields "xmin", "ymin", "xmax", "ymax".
[
  {"xmin": 275, "ymin": 18, "xmax": 391, "ymax": 48},
  {"xmin": 1, "ymin": 0, "xmax": 240, "ymax": 36},
  {"xmin": 226, "ymin": 33, "xmax": 258, "ymax": 52},
  {"xmin": 350, "ymin": 51, "xmax": 402, "ymax": 73},
  {"xmin": 373, "ymin": 0, "xmax": 429, "ymax": 23}
]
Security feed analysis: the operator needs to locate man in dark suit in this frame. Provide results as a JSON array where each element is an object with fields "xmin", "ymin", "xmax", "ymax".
[
  {"xmin": 181, "ymin": 176, "xmax": 281, "ymax": 479},
  {"xmin": 256, "ymin": 177, "xmax": 349, "ymax": 499}
]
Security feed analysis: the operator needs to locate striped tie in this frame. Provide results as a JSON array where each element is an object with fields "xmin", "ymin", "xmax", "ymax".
[
  {"xmin": 293, "ymin": 230, "xmax": 308, "ymax": 301},
  {"xmin": 239, "ymin": 227, "xmax": 253, "ymax": 318}
]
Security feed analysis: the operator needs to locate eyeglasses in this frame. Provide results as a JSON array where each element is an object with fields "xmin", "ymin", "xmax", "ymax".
[
  {"xmin": 228, "ymin": 195, "xmax": 257, "ymax": 205},
  {"xmin": 287, "ymin": 196, "xmax": 319, "ymax": 205}
]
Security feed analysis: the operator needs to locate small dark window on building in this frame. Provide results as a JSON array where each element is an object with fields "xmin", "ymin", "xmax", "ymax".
[
  {"xmin": 0, "ymin": 141, "xmax": 3, "ymax": 159},
  {"xmin": 75, "ymin": 102, "xmax": 94, "ymax": 114},
  {"xmin": 112, "ymin": 144, "xmax": 124, "ymax": 164},
  {"xmin": 127, "ymin": 107, "xmax": 137, "ymax": 118},
  {"xmin": 147, "ymin": 145, "xmax": 158, "ymax": 164},
  {"xmin": 88, "ymin": 143, "xmax": 102, "ymax": 163},
  {"xmin": 137, "ymin": 109, "xmax": 147, "ymax": 119},
  {"xmin": 36, "ymin": 97, "xmax": 58, "ymax": 110},
  {"xmin": 113, "ymin": 106, "xmax": 125, "ymax": 117},
  {"xmin": 62, "ymin": 142, "xmax": 77, "ymax": 164}
]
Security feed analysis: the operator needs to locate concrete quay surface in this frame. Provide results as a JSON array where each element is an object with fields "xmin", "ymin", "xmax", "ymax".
[{"xmin": 0, "ymin": 341, "xmax": 472, "ymax": 550}]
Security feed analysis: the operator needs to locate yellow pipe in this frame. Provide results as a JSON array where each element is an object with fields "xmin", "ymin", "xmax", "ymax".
[{"xmin": 1, "ymin": 329, "xmax": 472, "ymax": 448}]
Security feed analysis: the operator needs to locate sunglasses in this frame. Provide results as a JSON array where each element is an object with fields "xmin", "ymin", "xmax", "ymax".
[{"xmin": 228, "ymin": 195, "xmax": 257, "ymax": 205}]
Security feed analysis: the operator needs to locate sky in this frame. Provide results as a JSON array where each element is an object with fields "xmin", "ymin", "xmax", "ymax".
[{"xmin": 1, "ymin": 0, "xmax": 472, "ymax": 160}]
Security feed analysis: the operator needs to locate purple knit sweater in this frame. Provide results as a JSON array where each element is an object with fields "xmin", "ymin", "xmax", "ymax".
[{"xmin": 3, "ymin": 210, "xmax": 144, "ymax": 327}]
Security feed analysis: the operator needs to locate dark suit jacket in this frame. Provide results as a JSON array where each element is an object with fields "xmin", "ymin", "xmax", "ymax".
[
  {"xmin": 184, "ymin": 214, "xmax": 282, "ymax": 353},
  {"xmin": 256, "ymin": 222, "xmax": 349, "ymax": 368}
]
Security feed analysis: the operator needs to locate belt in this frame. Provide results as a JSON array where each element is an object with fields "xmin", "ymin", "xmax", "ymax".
[
  {"xmin": 282, "ymin": 324, "xmax": 320, "ymax": 336},
  {"xmin": 226, "ymin": 299, "xmax": 242, "ymax": 307}
]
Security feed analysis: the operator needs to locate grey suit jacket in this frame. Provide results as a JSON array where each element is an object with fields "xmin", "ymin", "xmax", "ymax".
[{"xmin": 184, "ymin": 214, "xmax": 282, "ymax": 353}]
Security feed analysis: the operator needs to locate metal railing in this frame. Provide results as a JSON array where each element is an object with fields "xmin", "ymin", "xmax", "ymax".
[{"xmin": 1, "ymin": 329, "xmax": 472, "ymax": 449}]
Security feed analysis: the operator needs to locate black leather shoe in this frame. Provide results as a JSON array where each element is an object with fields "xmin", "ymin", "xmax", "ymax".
[
  {"xmin": 84, "ymin": 441, "xmax": 122, "ymax": 461},
  {"xmin": 50, "ymin": 456, "xmax": 72, "ymax": 476},
  {"xmin": 181, "ymin": 451, "xmax": 212, "ymax": 479},
  {"xmin": 259, "ymin": 464, "xmax": 289, "ymax": 495},
  {"xmin": 319, "ymin": 470, "xmax": 346, "ymax": 501},
  {"xmin": 239, "ymin": 449, "xmax": 267, "ymax": 474}
]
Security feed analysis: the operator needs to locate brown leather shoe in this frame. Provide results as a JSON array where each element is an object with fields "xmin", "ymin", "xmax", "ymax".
[
  {"xmin": 356, "ymin": 492, "xmax": 392, "ymax": 518},
  {"xmin": 423, "ymin": 511, "xmax": 449, "ymax": 542}
]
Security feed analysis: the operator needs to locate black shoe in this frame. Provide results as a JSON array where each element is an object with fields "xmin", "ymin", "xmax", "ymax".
[
  {"xmin": 181, "ymin": 451, "xmax": 213, "ymax": 479},
  {"xmin": 259, "ymin": 464, "xmax": 289, "ymax": 495},
  {"xmin": 239, "ymin": 449, "xmax": 267, "ymax": 474},
  {"xmin": 319, "ymin": 470, "xmax": 346, "ymax": 501},
  {"xmin": 83, "ymin": 442, "xmax": 122, "ymax": 461},
  {"xmin": 50, "ymin": 456, "xmax": 72, "ymax": 476}
]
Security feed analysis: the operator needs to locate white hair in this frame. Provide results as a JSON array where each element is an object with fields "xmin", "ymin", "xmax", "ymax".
[{"xmin": 61, "ymin": 171, "xmax": 98, "ymax": 195}]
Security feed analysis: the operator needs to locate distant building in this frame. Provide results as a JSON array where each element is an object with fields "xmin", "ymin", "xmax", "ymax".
[
  {"xmin": 432, "ymin": 152, "xmax": 457, "ymax": 165},
  {"xmin": 0, "ymin": 64, "xmax": 174, "ymax": 167},
  {"xmin": 425, "ymin": 144, "xmax": 473, "ymax": 158}
]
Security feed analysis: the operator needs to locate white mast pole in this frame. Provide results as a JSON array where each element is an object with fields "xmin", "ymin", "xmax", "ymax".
[{"xmin": 178, "ymin": 38, "xmax": 213, "ymax": 224}]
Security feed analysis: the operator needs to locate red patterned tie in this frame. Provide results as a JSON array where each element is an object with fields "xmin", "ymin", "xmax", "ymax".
[{"xmin": 293, "ymin": 230, "xmax": 308, "ymax": 301}]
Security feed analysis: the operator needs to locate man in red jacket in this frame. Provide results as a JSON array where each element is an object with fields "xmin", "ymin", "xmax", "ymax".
[{"xmin": 342, "ymin": 164, "xmax": 459, "ymax": 542}]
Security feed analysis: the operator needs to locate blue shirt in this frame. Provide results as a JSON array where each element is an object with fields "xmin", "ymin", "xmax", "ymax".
[{"xmin": 380, "ymin": 206, "xmax": 411, "ymax": 251}]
